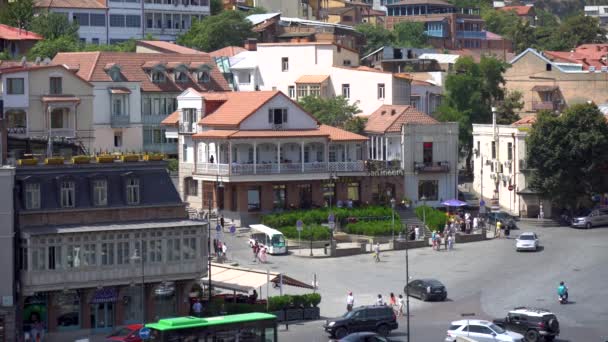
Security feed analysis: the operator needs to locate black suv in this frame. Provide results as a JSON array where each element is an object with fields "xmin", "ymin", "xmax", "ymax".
[
  {"xmin": 493, "ymin": 307, "xmax": 560, "ymax": 342},
  {"xmin": 323, "ymin": 305, "xmax": 398, "ymax": 339}
]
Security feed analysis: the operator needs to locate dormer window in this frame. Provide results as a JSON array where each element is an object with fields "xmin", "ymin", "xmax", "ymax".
[
  {"xmin": 105, "ymin": 64, "xmax": 123, "ymax": 81},
  {"xmin": 126, "ymin": 178, "xmax": 140, "ymax": 205},
  {"xmin": 24, "ymin": 183, "xmax": 41, "ymax": 210},
  {"xmin": 152, "ymin": 71, "xmax": 166, "ymax": 83},
  {"xmin": 60, "ymin": 181, "xmax": 75, "ymax": 208},
  {"xmin": 198, "ymin": 71, "xmax": 210, "ymax": 84},
  {"xmin": 175, "ymin": 70, "xmax": 189, "ymax": 83}
]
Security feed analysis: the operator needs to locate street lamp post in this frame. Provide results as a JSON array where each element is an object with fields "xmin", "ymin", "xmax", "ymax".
[
  {"xmin": 207, "ymin": 175, "xmax": 224, "ymax": 302},
  {"xmin": 390, "ymin": 198, "xmax": 396, "ymax": 241}
]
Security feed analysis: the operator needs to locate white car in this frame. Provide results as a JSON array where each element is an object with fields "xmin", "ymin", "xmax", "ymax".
[
  {"xmin": 515, "ymin": 232, "xmax": 540, "ymax": 251},
  {"xmin": 445, "ymin": 319, "xmax": 524, "ymax": 342}
]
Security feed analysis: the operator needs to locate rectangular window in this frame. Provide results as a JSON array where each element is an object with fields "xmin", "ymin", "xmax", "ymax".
[
  {"xmin": 268, "ymin": 108, "xmax": 287, "ymax": 126},
  {"xmin": 343, "ymin": 60, "xmax": 352, "ymax": 66},
  {"xmin": 182, "ymin": 237, "xmax": 196, "ymax": 260},
  {"xmin": 288, "ymin": 85, "xmax": 295, "ymax": 98},
  {"xmin": 126, "ymin": 15, "xmax": 141, "ymax": 27},
  {"xmin": 507, "ymin": 142, "xmax": 513, "ymax": 160},
  {"xmin": 114, "ymin": 131, "xmax": 122, "ymax": 147},
  {"xmin": 66, "ymin": 245, "xmax": 79, "ymax": 268},
  {"xmin": 281, "ymin": 57, "xmax": 289, "ymax": 71},
  {"xmin": 6, "ymin": 78, "xmax": 24, "ymax": 94},
  {"xmin": 92, "ymin": 38, "xmax": 100, "ymax": 45},
  {"xmin": 48, "ymin": 246, "xmax": 61, "ymax": 270},
  {"xmin": 309, "ymin": 84, "xmax": 321, "ymax": 97},
  {"xmin": 142, "ymin": 97, "xmax": 151, "ymax": 115},
  {"xmin": 347, "ymin": 182, "xmax": 360, "ymax": 201},
  {"xmin": 32, "ymin": 247, "xmax": 46, "ymax": 270},
  {"xmin": 60, "ymin": 181, "xmax": 75, "ymax": 208},
  {"xmin": 342, "ymin": 84, "xmax": 350, "ymax": 98},
  {"xmin": 112, "ymin": 96, "xmax": 123, "ymax": 115},
  {"xmin": 101, "ymin": 242, "xmax": 115, "ymax": 265},
  {"xmin": 126, "ymin": 178, "xmax": 140, "ymax": 205},
  {"xmin": 273, "ymin": 185, "xmax": 286, "ymax": 209},
  {"xmin": 93, "ymin": 179, "xmax": 108, "ymax": 206},
  {"xmin": 90, "ymin": 13, "xmax": 106, "ymax": 26},
  {"xmin": 183, "ymin": 144, "xmax": 188, "ymax": 162},
  {"xmin": 491, "ymin": 141, "xmax": 496, "ymax": 159},
  {"xmin": 186, "ymin": 178, "xmax": 198, "ymax": 196},
  {"xmin": 329, "ymin": 144, "xmax": 337, "ymax": 162},
  {"xmin": 72, "ymin": 13, "xmax": 89, "ymax": 26},
  {"xmin": 296, "ymin": 85, "xmax": 308, "ymax": 98},
  {"xmin": 423, "ymin": 142, "xmax": 433, "ymax": 164},
  {"xmin": 25, "ymin": 183, "xmax": 40, "ymax": 210},
  {"xmin": 247, "ymin": 187, "xmax": 261, "ymax": 211},
  {"xmin": 110, "ymin": 14, "xmax": 125, "ymax": 27},
  {"xmin": 116, "ymin": 241, "xmax": 129, "ymax": 264},
  {"xmin": 418, "ymin": 180, "xmax": 439, "ymax": 201},
  {"xmin": 377, "ymin": 83, "xmax": 385, "ymax": 99},
  {"xmin": 148, "ymin": 239, "xmax": 162, "ymax": 263},
  {"xmin": 167, "ymin": 238, "xmax": 181, "ymax": 261},
  {"xmin": 50, "ymin": 77, "xmax": 62, "ymax": 95},
  {"xmin": 83, "ymin": 244, "xmax": 96, "ymax": 266}
]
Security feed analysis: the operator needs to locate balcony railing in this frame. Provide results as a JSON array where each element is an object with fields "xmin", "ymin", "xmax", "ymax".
[
  {"xmin": 49, "ymin": 128, "xmax": 76, "ymax": 138},
  {"xmin": 179, "ymin": 122, "xmax": 196, "ymax": 134},
  {"xmin": 111, "ymin": 115, "xmax": 130, "ymax": 128},
  {"xmin": 456, "ymin": 31, "xmax": 486, "ymax": 39},
  {"xmin": 531, "ymin": 100, "xmax": 560, "ymax": 111},
  {"xmin": 414, "ymin": 161, "xmax": 450, "ymax": 173},
  {"xmin": 195, "ymin": 161, "xmax": 365, "ymax": 176}
]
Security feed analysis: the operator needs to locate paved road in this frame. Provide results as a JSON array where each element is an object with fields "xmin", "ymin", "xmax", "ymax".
[{"xmin": 221, "ymin": 223, "xmax": 608, "ymax": 341}]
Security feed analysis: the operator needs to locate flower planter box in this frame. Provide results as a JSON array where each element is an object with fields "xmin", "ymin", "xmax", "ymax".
[
  {"xmin": 121, "ymin": 154, "xmax": 140, "ymax": 162},
  {"xmin": 72, "ymin": 156, "xmax": 91, "ymax": 164},
  {"xmin": 285, "ymin": 308, "xmax": 303, "ymax": 321},
  {"xmin": 45, "ymin": 157, "xmax": 64, "ymax": 165},
  {"xmin": 96, "ymin": 155, "xmax": 115, "ymax": 163},
  {"xmin": 18, "ymin": 159, "xmax": 38, "ymax": 166},
  {"xmin": 270, "ymin": 311, "xmax": 285, "ymax": 322},
  {"xmin": 303, "ymin": 307, "xmax": 320, "ymax": 320},
  {"xmin": 144, "ymin": 154, "xmax": 164, "ymax": 161}
]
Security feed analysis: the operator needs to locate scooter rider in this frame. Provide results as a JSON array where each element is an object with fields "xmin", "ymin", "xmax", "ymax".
[{"xmin": 557, "ymin": 281, "xmax": 568, "ymax": 301}]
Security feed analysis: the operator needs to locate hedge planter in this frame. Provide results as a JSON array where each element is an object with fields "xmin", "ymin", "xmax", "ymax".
[
  {"xmin": 285, "ymin": 308, "xmax": 303, "ymax": 321},
  {"xmin": 72, "ymin": 156, "xmax": 90, "ymax": 164},
  {"xmin": 303, "ymin": 307, "xmax": 320, "ymax": 320},
  {"xmin": 45, "ymin": 157, "xmax": 64, "ymax": 165},
  {"xmin": 96, "ymin": 155, "xmax": 115, "ymax": 163},
  {"xmin": 121, "ymin": 154, "xmax": 140, "ymax": 162},
  {"xmin": 144, "ymin": 154, "xmax": 164, "ymax": 161},
  {"xmin": 18, "ymin": 159, "xmax": 38, "ymax": 166}
]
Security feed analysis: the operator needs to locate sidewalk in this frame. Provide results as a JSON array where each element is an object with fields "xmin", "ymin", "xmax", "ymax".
[{"xmin": 292, "ymin": 242, "xmax": 393, "ymax": 258}]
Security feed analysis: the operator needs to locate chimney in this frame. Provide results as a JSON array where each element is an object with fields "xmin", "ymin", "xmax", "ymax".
[{"xmin": 244, "ymin": 38, "xmax": 257, "ymax": 51}]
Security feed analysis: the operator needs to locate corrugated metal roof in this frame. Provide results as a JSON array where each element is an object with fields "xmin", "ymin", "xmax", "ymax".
[{"xmin": 419, "ymin": 53, "xmax": 460, "ymax": 64}]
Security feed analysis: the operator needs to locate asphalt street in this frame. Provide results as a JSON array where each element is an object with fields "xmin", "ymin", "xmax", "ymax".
[{"xmin": 221, "ymin": 222, "xmax": 608, "ymax": 342}]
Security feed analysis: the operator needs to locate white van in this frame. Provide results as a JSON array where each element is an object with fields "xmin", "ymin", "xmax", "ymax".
[{"xmin": 248, "ymin": 224, "xmax": 287, "ymax": 255}]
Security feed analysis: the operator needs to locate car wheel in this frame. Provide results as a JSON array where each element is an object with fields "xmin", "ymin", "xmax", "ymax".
[
  {"xmin": 440, "ymin": 294, "xmax": 447, "ymax": 301},
  {"xmin": 586, "ymin": 222, "xmax": 592, "ymax": 229},
  {"xmin": 421, "ymin": 293, "xmax": 428, "ymax": 301},
  {"xmin": 525, "ymin": 329, "xmax": 540, "ymax": 342},
  {"xmin": 334, "ymin": 327, "xmax": 348, "ymax": 339},
  {"xmin": 376, "ymin": 324, "xmax": 390, "ymax": 337}
]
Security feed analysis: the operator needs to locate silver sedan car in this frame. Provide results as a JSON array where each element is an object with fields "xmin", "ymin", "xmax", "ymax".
[{"xmin": 515, "ymin": 232, "xmax": 539, "ymax": 251}]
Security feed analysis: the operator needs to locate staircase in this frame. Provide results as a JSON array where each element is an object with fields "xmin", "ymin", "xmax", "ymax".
[{"xmin": 396, "ymin": 207, "xmax": 432, "ymax": 238}]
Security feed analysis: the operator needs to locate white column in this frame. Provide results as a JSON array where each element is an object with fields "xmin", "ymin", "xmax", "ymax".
[
  {"xmin": 277, "ymin": 142, "xmax": 281, "ymax": 173},
  {"xmin": 253, "ymin": 142, "xmax": 257, "ymax": 174},
  {"xmin": 385, "ymin": 136, "xmax": 389, "ymax": 161},
  {"xmin": 228, "ymin": 141, "xmax": 232, "ymax": 175},
  {"xmin": 194, "ymin": 140, "xmax": 198, "ymax": 172},
  {"xmin": 370, "ymin": 137, "xmax": 374, "ymax": 159},
  {"xmin": 301, "ymin": 141, "xmax": 305, "ymax": 172}
]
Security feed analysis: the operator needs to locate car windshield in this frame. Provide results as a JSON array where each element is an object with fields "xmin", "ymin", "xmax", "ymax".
[
  {"xmin": 107, "ymin": 327, "xmax": 134, "ymax": 337},
  {"xmin": 342, "ymin": 310, "xmax": 355, "ymax": 319},
  {"xmin": 489, "ymin": 323, "xmax": 506, "ymax": 334},
  {"xmin": 519, "ymin": 235, "xmax": 535, "ymax": 240},
  {"xmin": 271, "ymin": 234, "xmax": 285, "ymax": 246}
]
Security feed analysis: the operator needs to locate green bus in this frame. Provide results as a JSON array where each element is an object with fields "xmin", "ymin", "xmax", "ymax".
[{"xmin": 145, "ymin": 312, "xmax": 278, "ymax": 342}]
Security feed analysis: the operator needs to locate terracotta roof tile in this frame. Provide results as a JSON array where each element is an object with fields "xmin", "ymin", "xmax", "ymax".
[
  {"xmin": 512, "ymin": 115, "xmax": 536, "ymax": 126},
  {"xmin": 191, "ymin": 126, "xmax": 365, "ymax": 141},
  {"xmin": 161, "ymin": 111, "xmax": 180, "ymax": 127},
  {"xmin": 0, "ymin": 24, "xmax": 43, "ymax": 41},
  {"xmin": 0, "ymin": 64, "xmax": 93, "ymax": 86},
  {"xmin": 136, "ymin": 40, "xmax": 203, "ymax": 54},
  {"xmin": 499, "ymin": 5, "xmax": 534, "ymax": 16},
  {"xmin": 198, "ymin": 91, "xmax": 281, "ymax": 127},
  {"xmin": 35, "ymin": 0, "xmax": 107, "ymax": 9},
  {"xmin": 365, "ymin": 105, "xmax": 438, "ymax": 133},
  {"xmin": 318, "ymin": 124, "xmax": 368, "ymax": 141},
  {"xmin": 52, "ymin": 52, "xmax": 230, "ymax": 93},
  {"xmin": 192, "ymin": 130, "xmax": 238, "ymax": 139},
  {"xmin": 210, "ymin": 46, "xmax": 247, "ymax": 58},
  {"xmin": 295, "ymin": 75, "xmax": 330, "ymax": 83},
  {"xmin": 42, "ymin": 96, "xmax": 81, "ymax": 103}
]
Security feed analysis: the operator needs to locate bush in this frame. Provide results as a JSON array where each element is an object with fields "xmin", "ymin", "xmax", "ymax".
[
  {"xmin": 262, "ymin": 206, "xmax": 394, "ymax": 228},
  {"xmin": 345, "ymin": 220, "xmax": 400, "ymax": 236},
  {"xmin": 305, "ymin": 293, "xmax": 321, "ymax": 307},
  {"xmin": 224, "ymin": 303, "xmax": 266, "ymax": 314},
  {"xmin": 167, "ymin": 158, "xmax": 179, "ymax": 172},
  {"xmin": 268, "ymin": 295, "xmax": 292, "ymax": 311},
  {"xmin": 277, "ymin": 224, "xmax": 330, "ymax": 241},
  {"xmin": 414, "ymin": 205, "xmax": 447, "ymax": 231},
  {"xmin": 268, "ymin": 294, "xmax": 322, "ymax": 311}
]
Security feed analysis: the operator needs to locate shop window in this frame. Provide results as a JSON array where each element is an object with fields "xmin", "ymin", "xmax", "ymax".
[
  {"xmin": 167, "ymin": 238, "xmax": 181, "ymax": 261},
  {"xmin": 323, "ymin": 182, "xmax": 335, "ymax": 207},
  {"xmin": 24, "ymin": 295, "xmax": 48, "ymax": 336},
  {"xmin": 247, "ymin": 187, "xmax": 261, "ymax": 211},
  {"xmin": 182, "ymin": 237, "xmax": 197, "ymax": 260},
  {"xmin": 273, "ymin": 184, "xmax": 286, "ymax": 209},
  {"xmin": 55, "ymin": 290, "xmax": 80, "ymax": 330},
  {"xmin": 347, "ymin": 182, "xmax": 360, "ymax": 201},
  {"xmin": 418, "ymin": 180, "xmax": 438, "ymax": 201}
]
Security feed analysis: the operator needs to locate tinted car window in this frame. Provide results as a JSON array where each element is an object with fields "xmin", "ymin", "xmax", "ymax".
[
  {"xmin": 448, "ymin": 324, "xmax": 462, "ymax": 331},
  {"xmin": 468, "ymin": 325, "xmax": 493, "ymax": 334},
  {"xmin": 352, "ymin": 310, "xmax": 366, "ymax": 319}
]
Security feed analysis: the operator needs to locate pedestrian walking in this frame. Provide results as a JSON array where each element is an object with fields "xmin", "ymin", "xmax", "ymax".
[
  {"xmin": 505, "ymin": 224, "xmax": 511, "ymax": 239},
  {"xmin": 414, "ymin": 225, "xmax": 420, "ymax": 240},
  {"xmin": 252, "ymin": 242, "xmax": 260, "ymax": 262},
  {"xmin": 389, "ymin": 292, "xmax": 397, "ymax": 313},
  {"xmin": 373, "ymin": 242, "xmax": 381, "ymax": 262},
  {"xmin": 376, "ymin": 294, "xmax": 384, "ymax": 306},
  {"xmin": 436, "ymin": 232, "xmax": 442, "ymax": 251},
  {"xmin": 346, "ymin": 292, "xmax": 355, "ymax": 312},
  {"xmin": 397, "ymin": 294, "xmax": 405, "ymax": 317},
  {"xmin": 192, "ymin": 299, "xmax": 203, "ymax": 317},
  {"xmin": 465, "ymin": 217, "xmax": 471, "ymax": 234},
  {"xmin": 431, "ymin": 231, "xmax": 437, "ymax": 250},
  {"xmin": 444, "ymin": 232, "xmax": 449, "ymax": 250},
  {"xmin": 496, "ymin": 221, "xmax": 502, "ymax": 238},
  {"xmin": 473, "ymin": 216, "xmax": 479, "ymax": 231},
  {"xmin": 447, "ymin": 234, "xmax": 454, "ymax": 250},
  {"xmin": 259, "ymin": 246, "xmax": 268, "ymax": 263},
  {"xmin": 221, "ymin": 242, "xmax": 228, "ymax": 261},
  {"xmin": 213, "ymin": 238, "xmax": 219, "ymax": 256}
]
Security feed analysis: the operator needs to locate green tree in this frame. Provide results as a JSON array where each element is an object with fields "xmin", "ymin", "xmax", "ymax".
[
  {"xmin": 31, "ymin": 12, "xmax": 80, "ymax": 40},
  {"xmin": 355, "ymin": 23, "xmax": 394, "ymax": 56},
  {"xmin": 482, "ymin": 8, "xmax": 520, "ymax": 36},
  {"xmin": 527, "ymin": 104, "xmax": 608, "ymax": 208},
  {"xmin": 393, "ymin": 22, "xmax": 429, "ymax": 48},
  {"xmin": 298, "ymin": 96, "xmax": 362, "ymax": 130},
  {"xmin": 550, "ymin": 15, "xmax": 606, "ymax": 50},
  {"xmin": 343, "ymin": 116, "xmax": 367, "ymax": 134},
  {"xmin": 177, "ymin": 11, "xmax": 256, "ymax": 52},
  {"xmin": 495, "ymin": 90, "xmax": 523, "ymax": 124},
  {"xmin": 210, "ymin": 0, "xmax": 223, "ymax": 15},
  {"xmin": 0, "ymin": 0, "xmax": 34, "ymax": 29},
  {"xmin": 81, "ymin": 39, "xmax": 137, "ymax": 52},
  {"xmin": 28, "ymin": 36, "xmax": 80, "ymax": 59}
]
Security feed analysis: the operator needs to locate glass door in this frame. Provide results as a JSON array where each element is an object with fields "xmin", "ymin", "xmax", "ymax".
[{"xmin": 90, "ymin": 303, "xmax": 114, "ymax": 332}]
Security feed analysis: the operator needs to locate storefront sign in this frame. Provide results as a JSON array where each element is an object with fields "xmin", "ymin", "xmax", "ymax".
[{"xmin": 367, "ymin": 169, "xmax": 404, "ymax": 177}]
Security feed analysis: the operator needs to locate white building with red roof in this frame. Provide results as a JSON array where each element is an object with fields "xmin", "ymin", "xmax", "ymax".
[
  {"xmin": 162, "ymin": 88, "xmax": 372, "ymax": 225},
  {"xmin": 0, "ymin": 24, "xmax": 43, "ymax": 58}
]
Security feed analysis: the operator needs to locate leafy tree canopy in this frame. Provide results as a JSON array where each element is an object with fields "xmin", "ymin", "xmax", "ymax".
[
  {"xmin": 210, "ymin": 0, "xmax": 223, "ymax": 15},
  {"xmin": 0, "ymin": 0, "xmax": 34, "ymax": 29},
  {"xmin": 31, "ymin": 12, "xmax": 80, "ymax": 40},
  {"xmin": 177, "ymin": 11, "xmax": 256, "ymax": 52},
  {"xmin": 527, "ymin": 104, "xmax": 608, "ymax": 208},
  {"xmin": 495, "ymin": 90, "xmax": 523, "ymax": 124},
  {"xmin": 27, "ymin": 35, "xmax": 80, "ymax": 59},
  {"xmin": 298, "ymin": 96, "xmax": 363, "ymax": 133},
  {"xmin": 393, "ymin": 22, "xmax": 429, "ymax": 48},
  {"xmin": 355, "ymin": 23, "xmax": 395, "ymax": 56}
]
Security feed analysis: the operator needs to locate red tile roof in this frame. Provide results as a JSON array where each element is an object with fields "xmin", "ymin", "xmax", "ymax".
[
  {"xmin": 295, "ymin": 75, "xmax": 330, "ymax": 83},
  {"xmin": 192, "ymin": 126, "xmax": 366, "ymax": 141},
  {"xmin": 544, "ymin": 45, "xmax": 608, "ymax": 70},
  {"xmin": 318, "ymin": 124, "xmax": 367, "ymax": 141},
  {"xmin": 52, "ymin": 52, "xmax": 230, "ymax": 93},
  {"xmin": 199, "ymin": 91, "xmax": 284, "ymax": 127},
  {"xmin": 0, "ymin": 64, "xmax": 93, "ymax": 86},
  {"xmin": 161, "ymin": 110, "xmax": 180, "ymax": 127},
  {"xmin": 136, "ymin": 40, "xmax": 203, "ymax": 54},
  {"xmin": 35, "ymin": 0, "xmax": 107, "ymax": 9},
  {"xmin": 0, "ymin": 24, "xmax": 43, "ymax": 41},
  {"xmin": 499, "ymin": 5, "xmax": 534, "ymax": 16},
  {"xmin": 210, "ymin": 46, "xmax": 247, "ymax": 58},
  {"xmin": 365, "ymin": 105, "xmax": 439, "ymax": 133},
  {"xmin": 512, "ymin": 115, "xmax": 536, "ymax": 126}
]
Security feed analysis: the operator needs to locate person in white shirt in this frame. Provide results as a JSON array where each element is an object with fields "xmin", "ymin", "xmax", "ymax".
[
  {"xmin": 397, "ymin": 294, "xmax": 406, "ymax": 317},
  {"xmin": 375, "ymin": 294, "xmax": 384, "ymax": 306},
  {"xmin": 346, "ymin": 292, "xmax": 355, "ymax": 311},
  {"xmin": 414, "ymin": 226, "xmax": 420, "ymax": 240}
]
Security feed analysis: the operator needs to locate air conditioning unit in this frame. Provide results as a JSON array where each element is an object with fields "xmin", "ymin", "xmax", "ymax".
[
  {"xmin": 590, "ymin": 66, "xmax": 596, "ymax": 72},
  {"xmin": 485, "ymin": 159, "xmax": 493, "ymax": 166},
  {"xmin": 601, "ymin": 66, "xmax": 608, "ymax": 72}
]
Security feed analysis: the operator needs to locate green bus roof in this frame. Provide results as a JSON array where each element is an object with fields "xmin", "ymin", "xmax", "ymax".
[{"xmin": 145, "ymin": 313, "xmax": 277, "ymax": 331}]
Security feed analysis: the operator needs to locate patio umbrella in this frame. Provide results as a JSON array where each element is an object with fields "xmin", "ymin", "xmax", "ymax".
[{"xmin": 441, "ymin": 199, "xmax": 468, "ymax": 207}]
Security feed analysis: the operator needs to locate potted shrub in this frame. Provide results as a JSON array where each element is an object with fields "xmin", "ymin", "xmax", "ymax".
[
  {"xmin": 96, "ymin": 155, "xmax": 115, "ymax": 163},
  {"xmin": 72, "ymin": 155, "xmax": 90, "ymax": 164},
  {"xmin": 144, "ymin": 153, "xmax": 164, "ymax": 161},
  {"xmin": 44, "ymin": 157, "xmax": 64, "ymax": 165},
  {"xmin": 121, "ymin": 154, "xmax": 140, "ymax": 162},
  {"xmin": 285, "ymin": 295, "xmax": 304, "ymax": 321},
  {"xmin": 18, "ymin": 158, "xmax": 38, "ymax": 166},
  {"xmin": 302, "ymin": 293, "xmax": 321, "ymax": 319},
  {"xmin": 268, "ymin": 295, "xmax": 290, "ymax": 322}
]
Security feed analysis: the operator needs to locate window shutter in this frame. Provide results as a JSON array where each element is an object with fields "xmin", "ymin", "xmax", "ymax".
[
  {"xmin": 268, "ymin": 109, "xmax": 272, "ymax": 123},
  {"xmin": 282, "ymin": 109, "xmax": 287, "ymax": 123}
]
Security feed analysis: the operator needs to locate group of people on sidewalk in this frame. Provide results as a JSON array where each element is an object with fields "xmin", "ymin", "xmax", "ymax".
[
  {"xmin": 251, "ymin": 241, "xmax": 268, "ymax": 263},
  {"xmin": 213, "ymin": 238, "xmax": 228, "ymax": 262},
  {"xmin": 345, "ymin": 292, "xmax": 407, "ymax": 317}
]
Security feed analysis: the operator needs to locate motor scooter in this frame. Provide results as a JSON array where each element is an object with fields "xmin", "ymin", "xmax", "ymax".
[{"xmin": 558, "ymin": 292, "xmax": 568, "ymax": 304}]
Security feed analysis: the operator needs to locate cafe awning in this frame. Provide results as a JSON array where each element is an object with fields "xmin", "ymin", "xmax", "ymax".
[{"xmin": 201, "ymin": 263, "xmax": 315, "ymax": 293}]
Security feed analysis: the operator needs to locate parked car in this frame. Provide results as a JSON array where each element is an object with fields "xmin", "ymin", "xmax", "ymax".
[
  {"xmin": 493, "ymin": 307, "xmax": 560, "ymax": 342},
  {"xmin": 323, "ymin": 306, "xmax": 398, "ymax": 339},
  {"xmin": 335, "ymin": 331, "xmax": 394, "ymax": 342},
  {"xmin": 444, "ymin": 319, "xmax": 524, "ymax": 342},
  {"xmin": 487, "ymin": 211, "xmax": 517, "ymax": 229},
  {"xmin": 106, "ymin": 324, "xmax": 143, "ymax": 342},
  {"xmin": 404, "ymin": 279, "xmax": 447, "ymax": 301},
  {"xmin": 571, "ymin": 208, "xmax": 608, "ymax": 229},
  {"xmin": 515, "ymin": 232, "xmax": 540, "ymax": 251}
]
